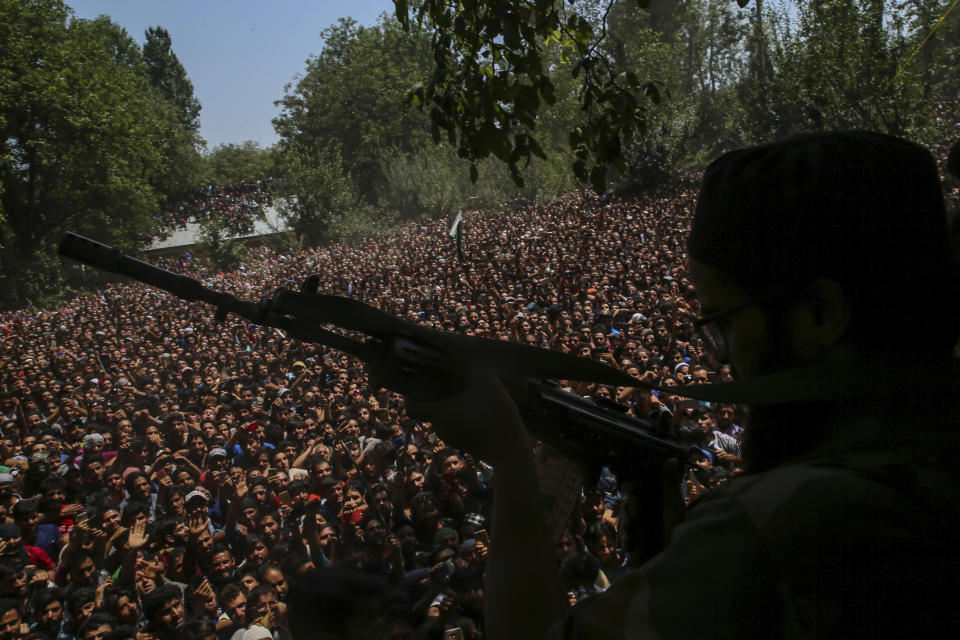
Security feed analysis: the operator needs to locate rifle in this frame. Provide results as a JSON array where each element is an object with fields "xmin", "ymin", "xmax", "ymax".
[{"xmin": 59, "ymin": 232, "xmax": 686, "ymax": 560}]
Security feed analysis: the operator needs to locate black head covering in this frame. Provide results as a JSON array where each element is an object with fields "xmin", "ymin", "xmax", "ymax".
[
  {"xmin": 689, "ymin": 131, "xmax": 956, "ymax": 350},
  {"xmin": 690, "ymin": 131, "xmax": 948, "ymax": 288}
]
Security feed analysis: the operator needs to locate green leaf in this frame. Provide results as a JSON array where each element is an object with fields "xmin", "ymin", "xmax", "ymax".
[
  {"xmin": 642, "ymin": 82, "xmax": 660, "ymax": 105},
  {"xmin": 515, "ymin": 84, "xmax": 541, "ymax": 116},
  {"xmin": 529, "ymin": 138, "xmax": 547, "ymax": 161},
  {"xmin": 503, "ymin": 18, "xmax": 522, "ymax": 50},
  {"xmin": 394, "ymin": 0, "xmax": 410, "ymax": 30},
  {"xmin": 590, "ymin": 164, "xmax": 606, "ymax": 194}
]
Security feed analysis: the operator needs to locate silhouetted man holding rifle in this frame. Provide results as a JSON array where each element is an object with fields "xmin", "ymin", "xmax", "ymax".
[{"xmin": 409, "ymin": 131, "xmax": 959, "ymax": 639}]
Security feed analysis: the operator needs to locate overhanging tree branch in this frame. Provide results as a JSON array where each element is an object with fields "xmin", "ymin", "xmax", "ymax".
[{"xmin": 395, "ymin": 0, "xmax": 671, "ymax": 192}]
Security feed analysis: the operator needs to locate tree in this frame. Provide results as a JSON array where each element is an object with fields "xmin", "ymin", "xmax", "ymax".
[
  {"xmin": 274, "ymin": 16, "xmax": 434, "ymax": 205},
  {"xmin": 274, "ymin": 10, "xmax": 578, "ymax": 229},
  {"xmin": 203, "ymin": 141, "xmax": 277, "ymax": 185},
  {"xmin": 598, "ymin": 0, "xmax": 703, "ymax": 189},
  {"xmin": 882, "ymin": 0, "xmax": 959, "ymax": 145},
  {"xmin": 0, "ymin": 0, "xmax": 202, "ymax": 307},
  {"xmin": 195, "ymin": 216, "xmax": 249, "ymax": 270},
  {"xmin": 734, "ymin": 0, "xmax": 954, "ymax": 144},
  {"xmin": 143, "ymin": 26, "xmax": 202, "ymax": 132},
  {"xmin": 379, "ymin": 141, "xmax": 572, "ymax": 219},
  {"xmin": 275, "ymin": 140, "xmax": 374, "ymax": 246},
  {"xmin": 81, "ymin": 14, "xmax": 144, "ymax": 70}
]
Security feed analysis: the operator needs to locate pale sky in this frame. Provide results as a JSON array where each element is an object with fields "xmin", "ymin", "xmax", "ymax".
[{"xmin": 68, "ymin": 1, "xmax": 397, "ymax": 150}]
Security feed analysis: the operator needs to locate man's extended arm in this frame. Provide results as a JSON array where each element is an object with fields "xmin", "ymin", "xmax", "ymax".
[
  {"xmin": 486, "ymin": 432, "xmax": 568, "ymax": 639},
  {"xmin": 408, "ymin": 367, "xmax": 568, "ymax": 639}
]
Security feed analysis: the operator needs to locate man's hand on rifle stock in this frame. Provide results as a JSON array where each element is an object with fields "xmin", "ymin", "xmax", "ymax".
[{"xmin": 406, "ymin": 366, "xmax": 526, "ymax": 466}]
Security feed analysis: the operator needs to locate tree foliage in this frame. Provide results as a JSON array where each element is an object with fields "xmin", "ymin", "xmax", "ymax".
[
  {"xmin": 274, "ymin": 17, "xmax": 435, "ymax": 205},
  {"xmin": 195, "ymin": 215, "xmax": 249, "ymax": 271},
  {"xmin": 271, "ymin": 0, "xmax": 957, "ymax": 243},
  {"xmin": 727, "ymin": 0, "xmax": 958, "ymax": 146},
  {"xmin": 4, "ymin": 0, "xmax": 956, "ymax": 307},
  {"xmin": 274, "ymin": 140, "xmax": 375, "ymax": 246},
  {"xmin": 395, "ymin": 0, "xmax": 673, "ymax": 192},
  {"xmin": 392, "ymin": 0, "xmax": 955, "ymax": 191},
  {"xmin": 379, "ymin": 142, "xmax": 572, "ymax": 219},
  {"xmin": 273, "ymin": 12, "xmax": 576, "ymax": 243},
  {"xmin": 0, "ymin": 0, "xmax": 202, "ymax": 307},
  {"xmin": 203, "ymin": 141, "xmax": 277, "ymax": 185},
  {"xmin": 143, "ymin": 26, "xmax": 202, "ymax": 132}
]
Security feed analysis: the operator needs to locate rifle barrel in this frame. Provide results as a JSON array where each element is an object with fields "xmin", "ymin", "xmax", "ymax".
[{"xmin": 59, "ymin": 232, "xmax": 265, "ymax": 322}]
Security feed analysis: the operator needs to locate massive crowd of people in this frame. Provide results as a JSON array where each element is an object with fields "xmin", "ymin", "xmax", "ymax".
[
  {"xmin": 0, "ymin": 162, "xmax": 952, "ymax": 639},
  {"xmin": 149, "ymin": 180, "xmax": 280, "ymax": 243}
]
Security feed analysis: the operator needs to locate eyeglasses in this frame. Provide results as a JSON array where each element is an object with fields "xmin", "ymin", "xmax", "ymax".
[{"xmin": 692, "ymin": 301, "xmax": 758, "ymax": 355}]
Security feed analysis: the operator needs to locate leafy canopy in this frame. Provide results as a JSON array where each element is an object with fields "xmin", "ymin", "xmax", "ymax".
[
  {"xmin": 0, "ymin": 0, "xmax": 202, "ymax": 307},
  {"xmin": 394, "ymin": 0, "xmax": 750, "ymax": 192}
]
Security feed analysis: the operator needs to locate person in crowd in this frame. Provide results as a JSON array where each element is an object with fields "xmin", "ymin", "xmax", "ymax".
[
  {"xmin": 0, "ymin": 598, "xmax": 26, "ymax": 640},
  {"xmin": 141, "ymin": 584, "xmax": 186, "ymax": 640},
  {"xmin": 28, "ymin": 587, "xmax": 65, "ymax": 638}
]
